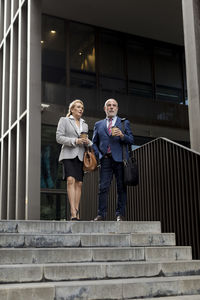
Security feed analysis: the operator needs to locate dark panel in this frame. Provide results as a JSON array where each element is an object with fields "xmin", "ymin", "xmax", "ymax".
[{"xmin": 81, "ymin": 138, "xmax": 200, "ymax": 259}]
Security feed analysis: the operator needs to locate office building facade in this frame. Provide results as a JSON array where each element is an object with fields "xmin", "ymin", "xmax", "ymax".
[{"xmin": 0, "ymin": 0, "xmax": 200, "ymax": 220}]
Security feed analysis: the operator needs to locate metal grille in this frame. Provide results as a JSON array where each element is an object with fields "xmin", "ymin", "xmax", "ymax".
[{"xmin": 80, "ymin": 138, "xmax": 200, "ymax": 259}]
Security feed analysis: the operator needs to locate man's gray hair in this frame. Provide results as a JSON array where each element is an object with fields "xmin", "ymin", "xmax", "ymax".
[{"xmin": 104, "ymin": 98, "xmax": 118, "ymax": 107}]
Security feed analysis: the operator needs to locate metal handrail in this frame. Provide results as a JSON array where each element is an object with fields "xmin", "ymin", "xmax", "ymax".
[{"xmin": 81, "ymin": 137, "xmax": 200, "ymax": 259}]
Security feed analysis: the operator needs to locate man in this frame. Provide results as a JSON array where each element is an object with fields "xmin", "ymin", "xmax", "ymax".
[{"xmin": 92, "ymin": 98, "xmax": 134, "ymax": 221}]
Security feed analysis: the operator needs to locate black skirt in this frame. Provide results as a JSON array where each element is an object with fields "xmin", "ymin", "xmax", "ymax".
[{"xmin": 62, "ymin": 157, "xmax": 84, "ymax": 182}]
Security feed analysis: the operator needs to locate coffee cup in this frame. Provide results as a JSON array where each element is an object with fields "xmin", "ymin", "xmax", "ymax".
[
  {"xmin": 80, "ymin": 132, "xmax": 88, "ymax": 139},
  {"xmin": 111, "ymin": 126, "xmax": 117, "ymax": 135}
]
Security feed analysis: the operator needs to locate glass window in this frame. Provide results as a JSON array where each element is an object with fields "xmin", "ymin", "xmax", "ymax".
[
  {"xmin": 70, "ymin": 23, "xmax": 95, "ymax": 73},
  {"xmin": 99, "ymin": 31, "xmax": 126, "ymax": 95},
  {"xmin": 70, "ymin": 22, "xmax": 96, "ymax": 89},
  {"xmin": 128, "ymin": 42, "xmax": 152, "ymax": 82},
  {"xmin": 155, "ymin": 47, "xmax": 183, "ymax": 103},
  {"xmin": 100, "ymin": 31, "xmax": 124, "ymax": 77},
  {"xmin": 127, "ymin": 41, "xmax": 153, "ymax": 98},
  {"xmin": 41, "ymin": 125, "xmax": 65, "ymax": 190},
  {"xmin": 42, "ymin": 15, "xmax": 66, "ymax": 84},
  {"xmin": 40, "ymin": 193, "xmax": 68, "ymax": 220},
  {"xmin": 132, "ymin": 136, "xmax": 154, "ymax": 150},
  {"xmin": 182, "ymin": 56, "xmax": 188, "ymax": 105}
]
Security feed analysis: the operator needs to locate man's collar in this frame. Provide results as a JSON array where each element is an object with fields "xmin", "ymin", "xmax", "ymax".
[{"xmin": 106, "ymin": 116, "xmax": 117, "ymax": 121}]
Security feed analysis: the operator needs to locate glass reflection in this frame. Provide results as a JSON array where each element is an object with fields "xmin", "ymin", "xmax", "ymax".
[
  {"xmin": 155, "ymin": 47, "xmax": 183, "ymax": 103},
  {"xmin": 41, "ymin": 193, "xmax": 69, "ymax": 220},
  {"xmin": 42, "ymin": 15, "xmax": 66, "ymax": 84},
  {"xmin": 41, "ymin": 125, "xmax": 65, "ymax": 190},
  {"xmin": 70, "ymin": 23, "xmax": 95, "ymax": 72},
  {"xmin": 127, "ymin": 41, "xmax": 153, "ymax": 98},
  {"xmin": 99, "ymin": 31, "xmax": 126, "ymax": 96},
  {"xmin": 70, "ymin": 22, "xmax": 96, "ymax": 91}
]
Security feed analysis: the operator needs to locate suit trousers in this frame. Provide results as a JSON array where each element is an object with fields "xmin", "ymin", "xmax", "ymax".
[{"xmin": 98, "ymin": 156, "xmax": 127, "ymax": 218}]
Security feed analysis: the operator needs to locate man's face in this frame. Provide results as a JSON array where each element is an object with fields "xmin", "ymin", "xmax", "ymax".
[{"xmin": 104, "ymin": 99, "xmax": 118, "ymax": 118}]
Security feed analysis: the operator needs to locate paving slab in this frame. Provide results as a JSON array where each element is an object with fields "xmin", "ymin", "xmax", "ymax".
[
  {"xmin": 0, "ymin": 232, "xmax": 175, "ymax": 248},
  {"xmin": 0, "ymin": 264, "xmax": 43, "ymax": 283},
  {"xmin": 0, "ymin": 246, "xmax": 191, "ymax": 265},
  {"xmin": 1, "ymin": 261, "xmax": 200, "ymax": 283},
  {"xmin": 0, "ymin": 220, "xmax": 161, "ymax": 234},
  {"xmin": 54, "ymin": 276, "xmax": 200, "ymax": 299},
  {"xmin": 0, "ymin": 247, "xmax": 144, "ymax": 264},
  {"xmin": 0, "ymin": 275, "xmax": 200, "ymax": 299},
  {"xmin": 145, "ymin": 246, "xmax": 192, "ymax": 261},
  {"xmin": 130, "ymin": 233, "xmax": 176, "ymax": 247},
  {"xmin": 0, "ymin": 283, "xmax": 55, "ymax": 300},
  {"xmin": 133, "ymin": 296, "xmax": 200, "ymax": 300}
]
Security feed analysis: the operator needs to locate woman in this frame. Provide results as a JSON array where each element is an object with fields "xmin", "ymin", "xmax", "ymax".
[{"xmin": 56, "ymin": 99, "xmax": 91, "ymax": 220}]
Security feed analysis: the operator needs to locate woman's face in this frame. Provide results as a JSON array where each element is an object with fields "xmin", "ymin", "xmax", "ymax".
[{"xmin": 71, "ymin": 102, "xmax": 84, "ymax": 119}]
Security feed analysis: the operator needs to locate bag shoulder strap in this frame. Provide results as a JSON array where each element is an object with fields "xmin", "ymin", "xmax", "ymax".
[{"xmin": 121, "ymin": 118, "xmax": 133, "ymax": 161}]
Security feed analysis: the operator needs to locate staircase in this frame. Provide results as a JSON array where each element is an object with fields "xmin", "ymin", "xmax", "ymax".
[{"xmin": 0, "ymin": 220, "xmax": 200, "ymax": 300}]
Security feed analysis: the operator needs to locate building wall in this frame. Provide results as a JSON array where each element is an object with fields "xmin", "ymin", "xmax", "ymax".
[
  {"xmin": 40, "ymin": 14, "xmax": 190, "ymax": 220},
  {"xmin": 0, "ymin": 0, "xmax": 41, "ymax": 220},
  {"xmin": 182, "ymin": 0, "xmax": 200, "ymax": 152},
  {"xmin": 0, "ymin": 1, "xmax": 198, "ymax": 220}
]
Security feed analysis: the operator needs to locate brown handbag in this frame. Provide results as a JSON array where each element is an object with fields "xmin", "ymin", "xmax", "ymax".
[{"xmin": 83, "ymin": 146, "xmax": 97, "ymax": 172}]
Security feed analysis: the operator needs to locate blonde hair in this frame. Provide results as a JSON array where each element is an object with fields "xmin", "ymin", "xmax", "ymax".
[{"xmin": 66, "ymin": 99, "xmax": 84, "ymax": 117}]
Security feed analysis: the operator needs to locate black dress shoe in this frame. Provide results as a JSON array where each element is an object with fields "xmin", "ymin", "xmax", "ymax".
[
  {"xmin": 94, "ymin": 215, "xmax": 105, "ymax": 221},
  {"xmin": 116, "ymin": 215, "xmax": 123, "ymax": 221}
]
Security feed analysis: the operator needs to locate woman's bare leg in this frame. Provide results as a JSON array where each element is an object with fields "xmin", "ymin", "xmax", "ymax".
[
  {"xmin": 67, "ymin": 176, "xmax": 77, "ymax": 218},
  {"xmin": 75, "ymin": 181, "xmax": 82, "ymax": 219}
]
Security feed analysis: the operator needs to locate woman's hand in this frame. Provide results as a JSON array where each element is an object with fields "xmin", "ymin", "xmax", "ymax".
[
  {"xmin": 84, "ymin": 138, "xmax": 91, "ymax": 145},
  {"xmin": 76, "ymin": 138, "xmax": 89, "ymax": 145}
]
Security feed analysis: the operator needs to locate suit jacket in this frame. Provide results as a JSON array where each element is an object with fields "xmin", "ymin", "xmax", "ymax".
[
  {"xmin": 56, "ymin": 117, "xmax": 91, "ymax": 162},
  {"xmin": 92, "ymin": 117, "xmax": 134, "ymax": 162}
]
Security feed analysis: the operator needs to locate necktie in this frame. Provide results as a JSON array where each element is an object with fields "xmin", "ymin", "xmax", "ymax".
[
  {"xmin": 108, "ymin": 118, "xmax": 112, "ymax": 135},
  {"xmin": 107, "ymin": 118, "xmax": 112, "ymax": 153}
]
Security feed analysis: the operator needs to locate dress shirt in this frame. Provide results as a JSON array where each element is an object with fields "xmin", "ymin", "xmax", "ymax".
[
  {"xmin": 69, "ymin": 115, "xmax": 84, "ymax": 135},
  {"xmin": 106, "ymin": 115, "xmax": 117, "ymax": 128}
]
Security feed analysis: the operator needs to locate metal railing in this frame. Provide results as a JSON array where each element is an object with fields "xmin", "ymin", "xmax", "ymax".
[{"xmin": 80, "ymin": 137, "xmax": 200, "ymax": 259}]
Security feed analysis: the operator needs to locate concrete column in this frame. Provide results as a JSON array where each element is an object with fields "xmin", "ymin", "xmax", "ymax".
[
  {"xmin": 182, "ymin": 0, "xmax": 200, "ymax": 152},
  {"xmin": 25, "ymin": 0, "xmax": 41, "ymax": 219}
]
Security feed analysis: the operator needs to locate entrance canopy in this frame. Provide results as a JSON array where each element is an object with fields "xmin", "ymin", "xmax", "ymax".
[{"xmin": 42, "ymin": 0, "xmax": 183, "ymax": 45}]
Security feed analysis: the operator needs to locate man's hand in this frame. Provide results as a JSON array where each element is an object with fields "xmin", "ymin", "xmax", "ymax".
[{"xmin": 112, "ymin": 128, "xmax": 124, "ymax": 138}]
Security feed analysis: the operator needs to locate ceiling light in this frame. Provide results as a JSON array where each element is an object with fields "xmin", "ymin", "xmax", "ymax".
[
  {"xmin": 41, "ymin": 103, "xmax": 50, "ymax": 112},
  {"xmin": 50, "ymin": 30, "xmax": 56, "ymax": 34}
]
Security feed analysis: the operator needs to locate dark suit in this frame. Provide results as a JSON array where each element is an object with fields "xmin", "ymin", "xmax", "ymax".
[{"xmin": 92, "ymin": 117, "xmax": 134, "ymax": 218}]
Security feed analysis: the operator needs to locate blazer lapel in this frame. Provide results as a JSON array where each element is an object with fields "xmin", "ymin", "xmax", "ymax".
[
  {"xmin": 103, "ymin": 119, "xmax": 109, "ymax": 136},
  {"xmin": 115, "ymin": 117, "xmax": 122, "ymax": 131},
  {"xmin": 82, "ymin": 121, "xmax": 88, "ymax": 133},
  {"xmin": 69, "ymin": 118, "xmax": 79, "ymax": 136}
]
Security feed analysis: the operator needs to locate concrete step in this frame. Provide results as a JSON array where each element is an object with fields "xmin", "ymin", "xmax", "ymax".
[
  {"xmin": 0, "ymin": 220, "xmax": 161, "ymax": 234},
  {"xmin": 0, "ymin": 276, "xmax": 200, "ymax": 299},
  {"xmin": 0, "ymin": 283, "xmax": 55, "ymax": 300},
  {"xmin": 135, "ymin": 296, "xmax": 200, "ymax": 300},
  {"xmin": 0, "ymin": 260, "xmax": 200, "ymax": 283},
  {"xmin": 0, "ymin": 246, "xmax": 192, "ymax": 264},
  {"xmin": 0, "ymin": 232, "xmax": 176, "ymax": 248}
]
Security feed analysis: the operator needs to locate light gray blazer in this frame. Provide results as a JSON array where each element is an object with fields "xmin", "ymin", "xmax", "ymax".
[{"xmin": 56, "ymin": 117, "xmax": 91, "ymax": 162}]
